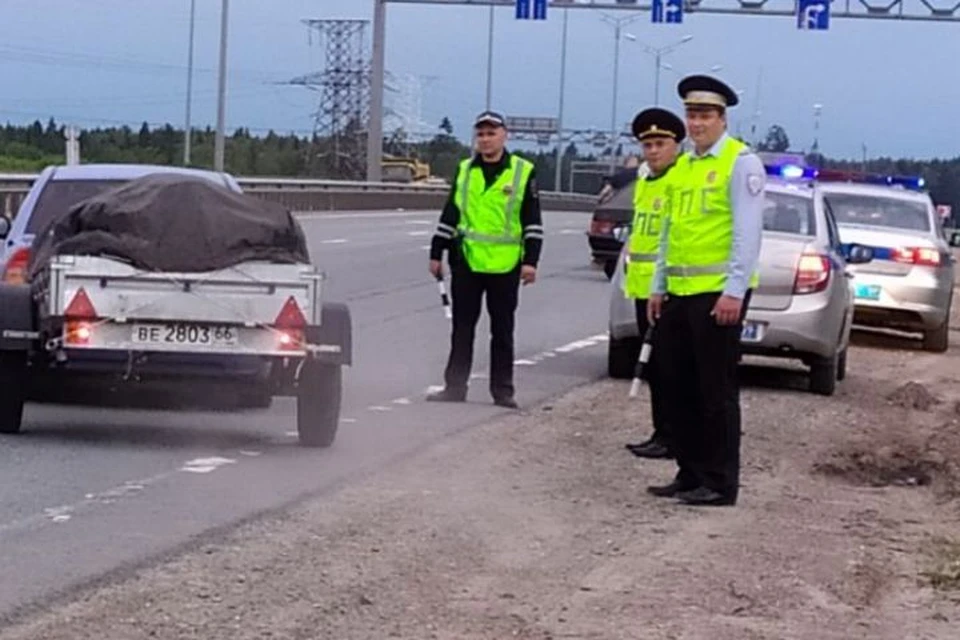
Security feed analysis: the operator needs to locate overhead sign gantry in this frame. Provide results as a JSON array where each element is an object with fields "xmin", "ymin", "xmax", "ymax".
[{"xmin": 367, "ymin": 0, "xmax": 960, "ymax": 182}]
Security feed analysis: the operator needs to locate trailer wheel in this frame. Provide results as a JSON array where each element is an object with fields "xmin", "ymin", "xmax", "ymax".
[
  {"xmin": 0, "ymin": 351, "xmax": 27, "ymax": 434},
  {"xmin": 296, "ymin": 360, "xmax": 342, "ymax": 448}
]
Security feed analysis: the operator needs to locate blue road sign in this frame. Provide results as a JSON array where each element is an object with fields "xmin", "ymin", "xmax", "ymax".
[
  {"xmin": 797, "ymin": 0, "xmax": 830, "ymax": 30},
  {"xmin": 516, "ymin": 0, "xmax": 531, "ymax": 20},
  {"xmin": 651, "ymin": 0, "xmax": 683, "ymax": 24},
  {"xmin": 533, "ymin": 0, "xmax": 547, "ymax": 20}
]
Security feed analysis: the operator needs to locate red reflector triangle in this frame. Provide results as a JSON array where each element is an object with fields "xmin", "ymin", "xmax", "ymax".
[
  {"xmin": 274, "ymin": 296, "xmax": 307, "ymax": 328},
  {"xmin": 65, "ymin": 287, "xmax": 97, "ymax": 319}
]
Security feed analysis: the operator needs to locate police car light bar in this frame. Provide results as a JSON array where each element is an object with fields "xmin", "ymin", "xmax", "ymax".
[{"xmin": 764, "ymin": 163, "xmax": 926, "ymax": 190}]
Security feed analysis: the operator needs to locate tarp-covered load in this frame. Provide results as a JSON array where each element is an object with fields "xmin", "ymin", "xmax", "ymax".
[{"xmin": 29, "ymin": 173, "xmax": 310, "ymax": 278}]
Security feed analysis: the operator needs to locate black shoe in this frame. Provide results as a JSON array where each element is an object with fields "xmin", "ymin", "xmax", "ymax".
[
  {"xmin": 426, "ymin": 388, "xmax": 466, "ymax": 403},
  {"xmin": 676, "ymin": 486, "xmax": 736, "ymax": 507},
  {"xmin": 626, "ymin": 441, "xmax": 673, "ymax": 459},
  {"xmin": 624, "ymin": 437, "xmax": 655, "ymax": 451},
  {"xmin": 493, "ymin": 396, "xmax": 519, "ymax": 409},
  {"xmin": 646, "ymin": 480, "xmax": 697, "ymax": 498}
]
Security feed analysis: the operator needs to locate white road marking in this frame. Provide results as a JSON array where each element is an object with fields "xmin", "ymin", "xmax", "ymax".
[
  {"xmin": 239, "ymin": 450, "xmax": 262, "ymax": 457},
  {"xmin": 341, "ymin": 418, "xmax": 358, "ymax": 423},
  {"xmin": 44, "ymin": 507, "xmax": 72, "ymax": 524},
  {"xmin": 554, "ymin": 334, "xmax": 609, "ymax": 353},
  {"xmin": 514, "ymin": 359, "xmax": 537, "ymax": 366},
  {"xmin": 559, "ymin": 229, "xmax": 582, "ymax": 235},
  {"xmin": 408, "ymin": 230, "xmax": 430, "ymax": 237},
  {"xmin": 406, "ymin": 220, "xmax": 431, "ymax": 225},
  {"xmin": 425, "ymin": 385, "xmax": 445, "ymax": 394},
  {"xmin": 421, "ymin": 245, "xmax": 431, "ymax": 250},
  {"xmin": 368, "ymin": 405, "xmax": 392, "ymax": 412},
  {"xmin": 392, "ymin": 397, "xmax": 412, "ymax": 405},
  {"xmin": 286, "ymin": 430, "xmax": 299, "ymax": 437},
  {"xmin": 321, "ymin": 238, "xmax": 348, "ymax": 245},
  {"xmin": 180, "ymin": 457, "xmax": 238, "ymax": 474}
]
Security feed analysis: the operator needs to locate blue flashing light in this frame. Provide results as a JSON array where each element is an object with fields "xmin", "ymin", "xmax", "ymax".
[
  {"xmin": 764, "ymin": 163, "xmax": 818, "ymax": 180},
  {"xmin": 858, "ymin": 173, "xmax": 926, "ymax": 190}
]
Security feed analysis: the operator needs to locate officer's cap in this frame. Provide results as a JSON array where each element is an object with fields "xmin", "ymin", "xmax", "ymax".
[
  {"xmin": 474, "ymin": 110, "xmax": 506, "ymax": 129},
  {"xmin": 631, "ymin": 107, "xmax": 686, "ymax": 143},
  {"xmin": 677, "ymin": 74, "xmax": 740, "ymax": 109}
]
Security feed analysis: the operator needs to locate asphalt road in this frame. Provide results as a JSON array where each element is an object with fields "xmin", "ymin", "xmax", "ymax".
[{"xmin": 0, "ymin": 208, "xmax": 612, "ymax": 620}]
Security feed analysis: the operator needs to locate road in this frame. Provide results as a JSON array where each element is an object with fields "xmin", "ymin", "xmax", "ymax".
[{"xmin": 0, "ymin": 208, "xmax": 611, "ymax": 620}]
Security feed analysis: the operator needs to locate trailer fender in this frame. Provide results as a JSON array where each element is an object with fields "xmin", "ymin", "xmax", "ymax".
[
  {"xmin": 0, "ymin": 284, "xmax": 36, "ymax": 351},
  {"xmin": 306, "ymin": 302, "xmax": 352, "ymax": 366}
]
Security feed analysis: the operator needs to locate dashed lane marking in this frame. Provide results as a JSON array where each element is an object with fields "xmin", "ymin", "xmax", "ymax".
[
  {"xmin": 321, "ymin": 238, "xmax": 349, "ymax": 245},
  {"xmin": 181, "ymin": 457, "xmax": 238, "ymax": 474},
  {"xmin": 408, "ymin": 230, "xmax": 430, "ymax": 237}
]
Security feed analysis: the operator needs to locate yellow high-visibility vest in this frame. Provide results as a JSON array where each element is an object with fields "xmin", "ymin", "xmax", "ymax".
[
  {"xmin": 453, "ymin": 155, "xmax": 534, "ymax": 274},
  {"xmin": 665, "ymin": 138, "xmax": 760, "ymax": 296}
]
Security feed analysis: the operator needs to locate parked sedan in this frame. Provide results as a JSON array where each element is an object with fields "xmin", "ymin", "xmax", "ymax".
[
  {"xmin": 818, "ymin": 182, "xmax": 957, "ymax": 352},
  {"xmin": 607, "ymin": 179, "xmax": 874, "ymax": 396}
]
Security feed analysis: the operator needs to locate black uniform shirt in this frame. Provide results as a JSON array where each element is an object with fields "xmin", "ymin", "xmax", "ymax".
[{"xmin": 429, "ymin": 150, "xmax": 543, "ymax": 268}]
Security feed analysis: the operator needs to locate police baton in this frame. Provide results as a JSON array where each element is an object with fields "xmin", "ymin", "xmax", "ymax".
[
  {"xmin": 435, "ymin": 274, "xmax": 452, "ymax": 320},
  {"xmin": 628, "ymin": 325, "xmax": 655, "ymax": 399}
]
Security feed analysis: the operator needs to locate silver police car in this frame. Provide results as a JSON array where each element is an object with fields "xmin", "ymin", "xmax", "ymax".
[
  {"xmin": 818, "ymin": 181, "xmax": 957, "ymax": 352},
  {"xmin": 607, "ymin": 178, "xmax": 874, "ymax": 396}
]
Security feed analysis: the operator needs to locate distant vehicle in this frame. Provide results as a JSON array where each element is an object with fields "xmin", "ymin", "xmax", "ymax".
[
  {"xmin": 587, "ymin": 164, "xmax": 647, "ymax": 280},
  {"xmin": 607, "ymin": 174, "xmax": 875, "ymax": 396},
  {"xmin": 817, "ymin": 176, "xmax": 957, "ymax": 352},
  {"xmin": 381, "ymin": 155, "xmax": 432, "ymax": 183},
  {"xmin": 0, "ymin": 165, "xmax": 352, "ymax": 446}
]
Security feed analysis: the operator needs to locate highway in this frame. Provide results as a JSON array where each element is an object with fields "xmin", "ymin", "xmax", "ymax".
[{"xmin": 0, "ymin": 207, "xmax": 611, "ymax": 619}]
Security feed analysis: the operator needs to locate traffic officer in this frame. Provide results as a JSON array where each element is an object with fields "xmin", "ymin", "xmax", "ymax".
[
  {"xmin": 646, "ymin": 75, "xmax": 765, "ymax": 507},
  {"xmin": 622, "ymin": 107, "xmax": 686, "ymax": 460},
  {"xmin": 426, "ymin": 110, "xmax": 543, "ymax": 409}
]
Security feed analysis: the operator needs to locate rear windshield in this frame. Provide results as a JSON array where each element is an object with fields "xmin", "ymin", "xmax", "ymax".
[
  {"xmin": 26, "ymin": 179, "xmax": 125, "ymax": 233},
  {"xmin": 763, "ymin": 191, "xmax": 816, "ymax": 236},
  {"xmin": 824, "ymin": 192, "xmax": 931, "ymax": 232}
]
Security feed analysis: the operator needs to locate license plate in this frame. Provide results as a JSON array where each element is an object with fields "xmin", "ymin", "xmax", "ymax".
[
  {"xmin": 854, "ymin": 284, "xmax": 881, "ymax": 301},
  {"xmin": 132, "ymin": 323, "xmax": 239, "ymax": 347},
  {"xmin": 741, "ymin": 321, "xmax": 763, "ymax": 342}
]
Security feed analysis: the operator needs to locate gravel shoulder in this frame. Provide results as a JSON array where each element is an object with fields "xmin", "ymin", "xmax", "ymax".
[{"xmin": 2, "ymin": 325, "xmax": 960, "ymax": 638}]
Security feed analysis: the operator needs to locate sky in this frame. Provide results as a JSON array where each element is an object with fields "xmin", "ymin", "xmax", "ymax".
[{"xmin": 3, "ymin": 0, "xmax": 960, "ymax": 161}]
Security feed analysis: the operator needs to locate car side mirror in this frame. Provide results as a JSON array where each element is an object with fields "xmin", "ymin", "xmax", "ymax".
[
  {"xmin": 842, "ymin": 243, "xmax": 873, "ymax": 264},
  {"xmin": 949, "ymin": 231, "xmax": 960, "ymax": 248},
  {"xmin": 0, "ymin": 217, "xmax": 10, "ymax": 240}
]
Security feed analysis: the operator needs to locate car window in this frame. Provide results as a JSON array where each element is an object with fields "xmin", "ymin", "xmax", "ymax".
[
  {"xmin": 824, "ymin": 192, "xmax": 931, "ymax": 232},
  {"xmin": 26, "ymin": 180, "xmax": 125, "ymax": 234},
  {"xmin": 762, "ymin": 191, "xmax": 816, "ymax": 236}
]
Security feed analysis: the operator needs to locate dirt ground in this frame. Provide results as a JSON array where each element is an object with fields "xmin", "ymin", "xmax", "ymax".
[{"xmin": 2, "ymin": 321, "xmax": 960, "ymax": 638}]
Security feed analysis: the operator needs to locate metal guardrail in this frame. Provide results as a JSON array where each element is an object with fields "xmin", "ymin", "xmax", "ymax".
[{"xmin": 0, "ymin": 172, "xmax": 597, "ymax": 217}]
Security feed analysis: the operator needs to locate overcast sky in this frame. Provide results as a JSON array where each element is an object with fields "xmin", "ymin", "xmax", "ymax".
[{"xmin": 3, "ymin": 0, "xmax": 959, "ymax": 161}]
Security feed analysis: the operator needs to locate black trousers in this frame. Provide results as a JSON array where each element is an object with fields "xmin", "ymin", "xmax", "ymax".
[
  {"xmin": 443, "ymin": 262, "xmax": 521, "ymax": 400},
  {"xmin": 634, "ymin": 299, "xmax": 671, "ymax": 448},
  {"xmin": 654, "ymin": 291, "xmax": 752, "ymax": 500}
]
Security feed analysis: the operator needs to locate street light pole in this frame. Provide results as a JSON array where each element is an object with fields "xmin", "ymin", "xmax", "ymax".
[
  {"xmin": 184, "ymin": 0, "xmax": 196, "ymax": 166},
  {"xmin": 485, "ymin": 4, "xmax": 494, "ymax": 109},
  {"xmin": 624, "ymin": 33, "xmax": 694, "ymax": 106},
  {"xmin": 600, "ymin": 13, "xmax": 641, "ymax": 172},
  {"xmin": 214, "ymin": 0, "xmax": 230, "ymax": 172},
  {"xmin": 554, "ymin": 7, "xmax": 569, "ymax": 192}
]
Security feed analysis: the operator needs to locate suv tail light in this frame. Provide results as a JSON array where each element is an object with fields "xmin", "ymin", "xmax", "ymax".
[
  {"xmin": 794, "ymin": 253, "xmax": 831, "ymax": 294},
  {"xmin": 590, "ymin": 220, "xmax": 614, "ymax": 236},
  {"xmin": 2, "ymin": 247, "xmax": 30, "ymax": 284},
  {"xmin": 891, "ymin": 246, "xmax": 941, "ymax": 267}
]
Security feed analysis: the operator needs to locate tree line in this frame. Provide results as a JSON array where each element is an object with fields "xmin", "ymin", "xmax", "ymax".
[{"xmin": 2, "ymin": 118, "xmax": 959, "ymax": 214}]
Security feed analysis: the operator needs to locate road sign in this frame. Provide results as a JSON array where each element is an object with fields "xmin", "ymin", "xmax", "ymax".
[
  {"xmin": 651, "ymin": 0, "xmax": 683, "ymax": 23},
  {"xmin": 515, "ymin": 0, "xmax": 531, "ymax": 19},
  {"xmin": 505, "ymin": 116, "xmax": 559, "ymax": 134},
  {"xmin": 533, "ymin": 0, "xmax": 547, "ymax": 20},
  {"xmin": 797, "ymin": 0, "xmax": 830, "ymax": 29}
]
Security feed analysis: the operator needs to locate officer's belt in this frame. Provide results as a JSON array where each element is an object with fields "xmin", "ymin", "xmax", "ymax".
[{"xmin": 628, "ymin": 252, "xmax": 658, "ymax": 263}]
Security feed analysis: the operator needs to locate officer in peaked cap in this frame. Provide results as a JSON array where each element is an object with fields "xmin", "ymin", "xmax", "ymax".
[
  {"xmin": 426, "ymin": 109, "xmax": 543, "ymax": 409},
  {"xmin": 621, "ymin": 107, "xmax": 686, "ymax": 461},
  {"xmin": 645, "ymin": 74, "xmax": 766, "ymax": 507}
]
